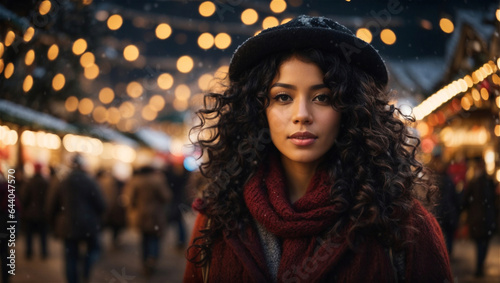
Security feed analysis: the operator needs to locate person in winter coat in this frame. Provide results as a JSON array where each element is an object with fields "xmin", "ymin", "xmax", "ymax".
[
  {"xmin": 461, "ymin": 157, "xmax": 498, "ymax": 277},
  {"xmin": 47, "ymin": 155, "xmax": 106, "ymax": 283},
  {"xmin": 21, "ymin": 163, "xmax": 50, "ymax": 259},
  {"xmin": 184, "ymin": 15, "xmax": 453, "ymax": 283},
  {"xmin": 125, "ymin": 165, "xmax": 172, "ymax": 277}
]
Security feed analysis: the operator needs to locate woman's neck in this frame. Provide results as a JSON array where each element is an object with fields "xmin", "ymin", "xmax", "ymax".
[{"xmin": 280, "ymin": 156, "xmax": 320, "ymax": 203}]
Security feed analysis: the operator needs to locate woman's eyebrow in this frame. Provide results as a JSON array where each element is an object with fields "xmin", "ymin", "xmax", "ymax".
[{"xmin": 270, "ymin": 83, "xmax": 328, "ymax": 90}]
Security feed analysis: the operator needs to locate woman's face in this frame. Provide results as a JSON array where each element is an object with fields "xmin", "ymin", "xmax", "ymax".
[{"xmin": 266, "ymin": 56, "xmax": 341, "ymax": 168}]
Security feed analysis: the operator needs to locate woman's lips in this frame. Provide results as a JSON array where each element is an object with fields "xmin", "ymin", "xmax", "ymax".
[{"xmin": 288, "ymin": 132, "xmax": 317, "ymax": 146}]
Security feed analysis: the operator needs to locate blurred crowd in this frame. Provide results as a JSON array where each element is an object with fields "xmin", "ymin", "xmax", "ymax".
[{"xmin": 0, "ymin": 154, "xmax": 203, "ymax": 283}]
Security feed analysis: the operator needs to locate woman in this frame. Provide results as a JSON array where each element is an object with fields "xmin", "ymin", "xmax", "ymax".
[{"xmin": 184, "ymin": 15, "xmax": 452, "ymax": 282}]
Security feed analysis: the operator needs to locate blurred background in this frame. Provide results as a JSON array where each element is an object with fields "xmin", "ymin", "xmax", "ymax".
[{"xmin": 0, "ymin": 0, "xmax": 499, "ymax": 282}]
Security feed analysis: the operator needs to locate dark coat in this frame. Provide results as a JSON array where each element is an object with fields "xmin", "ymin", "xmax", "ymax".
[
  {"xmin": 462, "ymin": 172, "xmax": 497, "ymax": 239},
  {"xmin": 48, "ymin": 169, "xmax": 106, "ymax": 239},
  {"xmin": 21, "ymin": 173, "xmax": 49, "ymax": 222}
]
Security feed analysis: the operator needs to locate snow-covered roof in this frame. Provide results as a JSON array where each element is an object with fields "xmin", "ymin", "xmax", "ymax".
[
  {"xmin": 134, "ymin": 127, "xmax": 171, "ymax": 152},
  {"xmin": 0, "ymin": 99, "xmax": 77, "ymax": 133},
  {"xmin": 388, "ymin": 57, "xmax": 447, "ymax": 93},
  {"xmin": 87, "ymin": 125, "xmax": 139, "ymax": 147}
]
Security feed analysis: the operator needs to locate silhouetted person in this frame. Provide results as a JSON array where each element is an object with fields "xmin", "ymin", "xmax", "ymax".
[
  {"xmin": 96, "ymin": 169, "xmax": 126, "ymax": 248},
  {"xmin": 125, "ymin": 166, "xmax": 172, "ymax": 277},
  {"xmin": 47, "ymin": 155, "xmax": 106, "ymax": 283},
  {"xmin": 430, "ymin": 155, "xmax": 460, "ymax": 255},
  {"xmin": 461, "ymin": 157, "xmax": 498, "ymax": 277},
  {"xmin": 21, "ymin": 163, "xmax": 49, "ymax": 259},
  {"xmin": 164, "ymin": 161, "xmax": 190, "ymax": 249}
]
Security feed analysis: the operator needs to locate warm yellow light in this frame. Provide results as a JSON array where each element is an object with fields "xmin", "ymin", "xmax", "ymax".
[
  {"xmin": 464, "ymin": 75, "xmax": 473, "ymax": 88},
  {"xmin": 214, "ymin": 33, "xmax": 231, "ymax": 49},
  {"xmin": 175, "ymin": 84, "xmax": 191, "ymax": 100},
  {"xmin": 113, "ymin": 144, "xmax": 136, "ymax": 163},
  {"xmin": 356, "ymin": 28, "xmax": 372, "ymax": 43},
  {"xmin": 155, "ymin": 23, "xmax": 172, "ymax": 40},
  {"xmin": 23, "ymin": 27, "xmax": 35, "ymax": 42},
  {"xmin": 0, "ymin": 59, "xmax": 3, "ymax": 74},
  {"xmin": 215, "ymin": 65, "xmax": 229, "ymax": 79},
  {"xmin": 5, "ymin": 31, "xmax": 15, "ymax": 47},
  {"xmin": 439, "ymin": 18, "xmax": 454, "ymax": 34},
  {"xmin": 123, "ymin": 45, "xmax": 139, "ymax": 61},
  {"xmin": 149, "ymin": 95, "xmax": 165, "ymax": 111},
  {"xmin": 496, "ymin": 9, "xmax": 500, "ymax": 22},
  {"xmin": 4, "ymin": 63, "xmax": 14, "ymax": 79},
  {"xmin": 173, "ymin": 99, "xmax": 189, "ymax": 112},
  {"xmin": 23, "ymin": 75, "xmax": 33, "ymax": 92},
  {"xmin": 497, "ymin": 58, "xmax": 500, "ymax": 71},
  {"xmin": 78, "ymin": 98, "xmax": 94, "ymax": 115},
  {"xmin": 281, "ymin": 18, "xmax": 292, "ymax": 24},
  {"xmin": 72, "ymin": 38, "xmax": 87, "ymax": 55},
  {"xmin": 141, "ymin": 105, "xmax": 158, "ymax": 121},
  {"xmin": 80, "ymin": 52, "xmax": 95, "ymax": 68},
  {"xmin": 177, "ymin": 55, "xmax": 194, "ymax": 73},
  {"xmin": 39, "ymin": 0, "xmax": 51, "ymax": 15},
  {"xmin": 107, "ymin": 107, "xmax": 121, "ymax": 124},
  {"xmin": 471, "ymin": 88, "xmax": 480, "ymax": 101},
  {"xmin": 21, "ymin": 130, "xmax": 36, "ymax": 147},
  {"xmin": 25, "ymin": 49, "xmax": 35, "ymax": 66},
  {"xmin": 0, "ymin": 43, "xmax": 4, "ymax": 58},
  {"xmin": 48, "ymin": 44, "xmax": 59, "ymax": 60},
  {"xmin": 496, "ymin": 96, "xmax": 500, "ymax": 108},
  {"xmin": 199, "ymin": 1, "xmax": 216, "ymax": 17},
  {"xmin": 198, "ymin": 33, "xmax": 214, "ymax": 50},
  {"xmin": 270, "ymin": 0, "xmax": 287, "ymax": 13},
  {"xmin": 52, "ymin": 73, "xmax": 65, "ymax": 91},
  {"xmin": 241, "ymin": 9, "xmax": 259, "ymax": 25},
  {"xmin": 495, "ymin": 125, "xmax": 500, "ymax": 137},
  {"xmin": 65, "ymin": 96, "xmax": 79, "ymax": 112},
  {"xmin": 262, "ymin": 16, "xmax": 279, "ymax": 29},
  {"xmin": 198, "ymin": 73, "xmax": 214, "ymax": 90},
  {"xmin": 99, "ymin": 87, "xmax": 114, "ymax": 104},
  {"xmin": 126, "ymin": 81, "xmax": 143, "ymax": 98},
  {"xmin": 93, "ymin": 106, "xmax": 108, "ymax": 123},
  {"xmin": 83, "ymin": 0, "xmax": 93, "ymax": 5},
  {"xmin": 157, "ymin": 73, "xmax": 174, "ymax": 89},
  {"xmin": 480, "ymin": 88, "xmax": 489, "ymax": 100},
  {"xmin": 380, "ymin": 29, "xmax": 396, "ymax": 45},
  {"xmin": 119, "ymin": 101, "xmax": 135, "ymax": 118},
  {"xmin": 107, "ymin": 14, "xmax": 123, "ymax": 30},
  {"xmin": 461, "ymin": 96, "xmax": 471, "ymax": 111},
  {"xmin": 84, "ymin": 64, "xmax": 99, "ymax": 79}
]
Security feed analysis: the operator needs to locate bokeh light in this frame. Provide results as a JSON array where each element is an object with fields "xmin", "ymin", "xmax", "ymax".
[
  {"xmin": 177, "ymin": 55, "xmax": 194, "ymax": 73},
  {"xmin": 24, "ymin": 27, "xmax": 35, "ymax": 42},
  {"xmin": 262, "ymin": 16, "xmax": 279, "ymax": 29},
  {"xmin": 52, "ymin": 73, "xmax": 65, "ymax": 91},
  {"xmin": 107, "ymin": 107, "xmax": 121, "ymax": 124},
  {"xmin": 156, "ymin": 23, "xmax": 172, "ymax": 39},
  {"xmin": 198, "ymin": 73, "xmax": 214, "ymax": 91},
  {"xmin": 107, "ymin": 14, "xmax": 123, "ymax": 30},
  {"xmin": 199, "ymin": 1, "xmax": 216, "ymax": 17},
  {"xmin": 72, "ymin": 38, "xmax": 87, "ymax": 55},
  {"xmin": 4, "ymin": 63, "xmax": 14, "ymax": 79},
  {"xmin": 119, "ymin": 101, "xmax": 135, "ymax": 118},
  {"xmin": 214, "ymin": 33, "xmax": 231, "ymax": 49},
  {"xmin": 25, "ymin": 49, "xmax": 35, "ymax": 66},
  {"xmin": 241, "ymin": 9, "xmax": 259, "ymax": 25},
  {"xmin": 80, "ymin": 52, "xmax": 95, "ymax": 68},
  {"xmin": 149, "ymin": 95, "xmax": 165, "ymax": 111},
  {"xmin": 123, "ymin": 44, "xmax": 139, "ymax": 61},
  {"xmin": 157, "ymin": 73, "xmax": 174, "ymax": 89},
  {"xmin": 439, "ymin": 18, "xmax": 454, "ymax": 33},
  {"xmin": 39, "ymin": 0, "xmax": 51, "ymax": 15},
  {"xmin": 84, "ymin": 64, "xmax": 99, "ymax": 79},
  {"xmin": 99, "ymin": 87, "xmax": 115, "ymax": 104},
  {"xmin": 65, "ymin": 96, "xmax": 78, "ymax": 112},
  {"xmin": 142, "ymin": 105, "xmax": 158, "ymax": 121},
  {"xmin": 380, "ymin": 29, "xmax": 396, "ymax": 45},
  {"xmin": 270, "ymin": 0, "xmax": 287, "ymax": 13},
  {"xmin": 78, "ymin": 98, "xmax": 94, "ymax": 115},
  {"xmin": 5, "ymin": 31, "xmax": 15, "ymax": 47},
  {"xmin": 356, "ymin": 28, "xmax": 372, "ymax": 43},
  {"xmin": 198, "ymin": 33, "xmax": 214, "ymax": 50},
  {"xmin": 175, "ymin": 84, "xmax": 191, "ymax": 100},
  {"xmin": 126, "ymin": 81, "xmax": 143, "ymax": 98},
  {"xmin": 23, "ymin": 75, "xmax": 33, "ymax": 92},
  {"xmin": 48, "ymin": 44, "xmax": 59, "ymax": 60},
  {"xmin": 93, "ymin": 106, "xmax": 108, "ymax": 123}
]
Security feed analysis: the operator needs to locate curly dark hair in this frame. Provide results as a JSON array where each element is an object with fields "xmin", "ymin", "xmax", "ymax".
[{"xmin": 188, "ymin": 48, "xmax": 434, "ymax": 266}]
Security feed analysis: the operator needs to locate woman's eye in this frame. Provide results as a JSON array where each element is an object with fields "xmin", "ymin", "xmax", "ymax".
[
  {"xmin": 313, "ymin": 94, "xmax": 331, "ymax": 103},
  {"xmin": 274, "ymin": 94, "xmax": 292, "ymax": 102}
]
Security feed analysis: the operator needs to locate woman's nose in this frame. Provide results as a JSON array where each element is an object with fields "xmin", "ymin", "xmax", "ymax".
[{"xmin": 292, "ymin": 97, "xmax": 312, "ymax": 124}]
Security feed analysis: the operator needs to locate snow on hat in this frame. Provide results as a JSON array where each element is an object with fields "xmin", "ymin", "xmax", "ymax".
[{"xmin": 229, "ymin": 15, "xmax": 388, "ymax": 87}]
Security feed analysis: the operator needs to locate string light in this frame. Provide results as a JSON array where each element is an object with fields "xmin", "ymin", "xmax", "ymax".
[
  {"xmin": 198, "ymin": 33, "xmax": 214, "ymax": 50},
  {"xmin": 380, "ymin": 29, "xmax": 396, "ymax": 45},
  {"xmin": 25, "ymin": 49, "xmax": 35, "ymax": 66},
  {"xmin": 72, "ymin": 39, "xmax": 87, "ymax": 55},
  {"xmin": 214, "ymin": 33, "xmax": 231, "ymax": 49},
  {"xmin": 177, "ymin": 56, "xmax": 194, "ymax": 73},
  {"xmin": 78, "ymin": 98, "xmax": 94, "ymax": 115},
  {"xmin": 23, "ymin": 75, "xmax": 33, "ymax": 92},
  {"xmin": 199, "ymin": 1, "xmax": 216, "ymax": 17},
  {"xmin": 39, "ymin": 0, "xmax": 51, "ymax": 15},
  {"xmin": 99, "ymin": 87, "xmax": 114, "ymax": 104},
  {"xmin": 356, "ymin": 28, "xmax": 372, "ymax": 43},
  {"xmin": 241, "ymin": 9, "xmax": 258, "ymax": 25},
  {"xmin": 48, "ymin": 44, "xmax": 59, "ymax": 60},
  {"xmin": 270, "ymin": 0, "xmax": 287, "ymax": 13},
  {"xmin": 123, "ymin": 45, "xmax": 139, "ymax": 61},
  {"xmin": 439, "ymin": 18, "xmax": 454, "ymax": 33},
  {"xmin": 23, "ymin": 27, "xmax": 35, "ymax": 42},
  {"xmin": 65, "ymin": 96, "xmax": 79, "ymax": 112},
  {"xmin": 80, "ymin": 52, "xmax": 95, "ymax": 68},
  {"xmin": 107, "ymin": 14, "xmax": 123, "ymax": 30},
  {"xmin": 52, "ymin": 73, "xmax": 65, "ymax": 91},
  {"xmin": 157, "ymin": 73, "xmax": 174, "ymax": 89},
  {"xmin": 5, "ymin": 31, "xmax": 15, "ymax": 47},
  {"xmin": 4, "ymin": 63, "xmax": 14, "ymax": 79},
  {"xmin": 262, "ymin": 16, "xmax": 279, "ymax": 29},
  {"xmin": 156, "ymin": 23, "xmax": 172, "ymax": 40},
  {"xmin": 126, "ymin": 81, "xmax": 143, "ymax": 98}
]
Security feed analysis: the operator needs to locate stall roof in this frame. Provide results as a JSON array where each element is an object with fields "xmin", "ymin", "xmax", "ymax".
[
  {"xmin": 134, "ymin": 127, "xmax": 172, "ymax": 152},
  {"xmin": 0, "ymin": 99, "xmax": 77, "ymax": 134}
]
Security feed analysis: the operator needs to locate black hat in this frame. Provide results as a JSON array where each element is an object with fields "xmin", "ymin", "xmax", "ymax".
[{"xmin": 229, "ymin": 15, "xmax": 388, "ymax": 87}]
